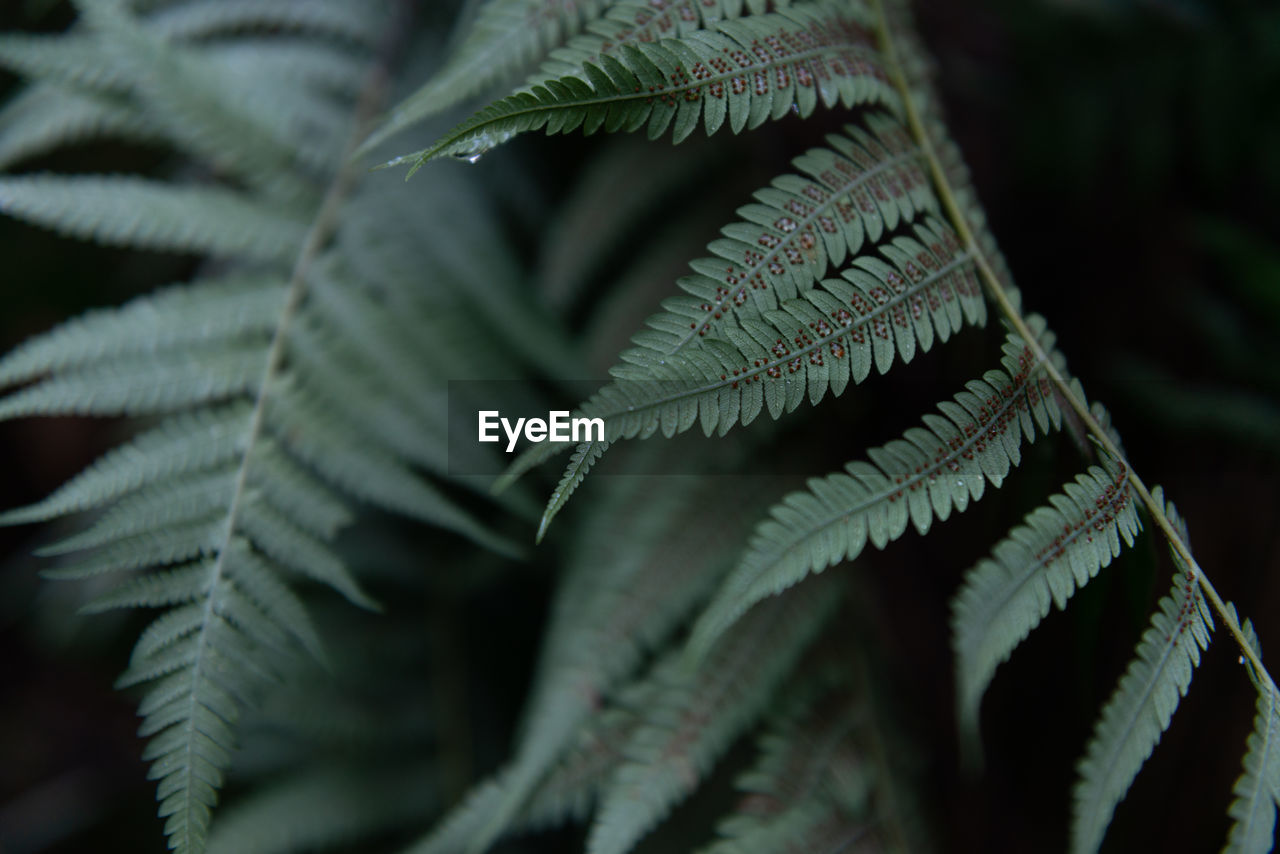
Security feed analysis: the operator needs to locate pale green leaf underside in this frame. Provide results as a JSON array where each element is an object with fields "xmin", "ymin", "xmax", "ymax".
[
  {"xmin": 624, "ymin": 113, "xmax": 934, "ymax": 359},
  {"xmin": 389, "ymin": 1, "xmax": 895, "ymax": 171},
  {"xmin": 1227, "ymin": 676, "xmax": 1280, "ymax": 854},
  {"xmin": 0, "ymin": 175, "xmax": 307, "ymax": 262},
  {"xmin": 951, "ymin": 451, "xmax": 1143, "ymax": 744},
  {"xmin": 687, "ymin": 322, "xmax": 1061, "ymax": 660},
  {"xmin": 1072, "ymin": 538, "xmax": 1214, "ymax": 854}
]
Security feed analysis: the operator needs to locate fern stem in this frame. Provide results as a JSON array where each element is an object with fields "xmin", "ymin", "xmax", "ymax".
[{"xmin": 869, "ymin": 0, "xmax": 1273, "ymax": 694}]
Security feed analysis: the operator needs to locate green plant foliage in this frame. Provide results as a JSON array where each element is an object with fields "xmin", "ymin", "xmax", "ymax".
[
  {"xmin": 689, "ymin": 321, "xmax": 1062, "ymax": 659},
  {"xmin": 387, "ymin": 1, "xmax": 897, "ymax": 170},
  {"xmin": 1072, "ymin": 496, "xmax": 1213, "ymax": 854},
  {"xmin": 0, "ymin": 1, "xmax": 1275, "ymax": 853}
]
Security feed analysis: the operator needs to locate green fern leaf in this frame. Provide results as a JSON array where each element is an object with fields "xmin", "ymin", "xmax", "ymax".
[
  {"xmin": 494, "ymin": 469, "xmax": 767, "ymax": 847},
  {"xmin": 535, "ymin": 0, "xmax": 789, "ymax": 81},
  {"xmin": 531, "ymin": 213, "xmax": 984, "ymax": 531},
  {"xmin": 0, "ymin": 176, "xmax": 307, "ymax": 261},
  {"xmin": 537, "ymin": 440, "xmax": 608, "ymax": 542},
  {"xmin": 360, "ymin": 0, "xmax": 611, "ymax": 153},
  {"xmin": 951, "ymin": 451, "xmax": 1142, "ymax": 746},
  {"xmin": 589, "ymin": 216, "xmax": 981, "ymax": 439},
  {"xmin": 587, "ymin": 570, "xmax": 842, "ymax": 854},
  {"xmin": 699, "ymin": 673, "xmax": 874, "ymax": 854},
  {"xmin": 0, "ymin": 405, "xmax": 250, "ymax": 526},
  {"xmin": 388, "ymin": 1, "xmax": 895, "ymax": 171},
  {"xmin": 0, "ymin": 32, "xmax": 131, "ymax": 93},
  {"xmin": 0, "ymin": 83, "xmax": 159, "ymax": 169},
  {"xmin": 146, "ymin": 0, "xmax": 388, "ymax": 46},
  {"xmin": 622, "ymin": 113, "xmax": 933, "ymax": 359},
  {"xmin": 687, "ymin": 322, "xmax": 1060, "ymax": 659},
  {"xmin": 1072, "ymin": 502, "xmax": 1214, "ymax": 854},
  {"xmin": 75, "ymin": 0, "xmax": 344, "ymax": 196},
  {"xmin": 1225, "ymin": 620, "xmax": 1280, "ymax": 854},
  {"xmin": 0, "ymin": 277, "xmax": 286, "ymax": 388}
]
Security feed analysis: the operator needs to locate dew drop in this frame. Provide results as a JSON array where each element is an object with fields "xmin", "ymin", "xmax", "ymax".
[
  {"xmin": 790, "ymin": 103, "xmax": 800, "ymax": 116},
  {"xmin": 453, "ymin": 150, "xmax": 485, "ymax": 165},
  {"xmin": 1239, "ymin": 655, "xmax": 1246, "ymax": 665}
]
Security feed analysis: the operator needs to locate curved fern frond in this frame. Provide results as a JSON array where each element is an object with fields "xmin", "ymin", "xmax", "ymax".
[
  {"xmin": 687, "ymin": 321, "xmax": 1061, "ymax": 659},
  {"xmin": 1226, "ymin": 620, "xmax": 1280, "ymax": 854},
  {"xmin": 950, "ymin": 449, "xmax": 1142, "ymax": 746},
  {"xmin": 360, "ymin": 0, "xmax": 611, "ymax": 153},
  {"xmin": 388, "ymin": 1, "xmax": 894, "ymax": 171},
  {"xmin": 586, "ymin": 570, "xmax": 843, "ymax": 854},
  {"xmin": 1072, "ymin": 497, "xmax": 1213, "ymax": 854},
  {"xmin": 0, "ymin": 4, "xmax": 554, "ymax": 850}
]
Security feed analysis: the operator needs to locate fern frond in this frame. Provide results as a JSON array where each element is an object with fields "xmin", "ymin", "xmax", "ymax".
[
  {"xmin": 388, "ymin": 1, "xmax": 894, "ymax": 171},
  {"xmin": 0, "ymin": 405, "xmax": 250, "ymax": 526},
  {"xmin": 1226, "ymin": 620, "xmax": 1280, "ymax": 854},
  {"xmin": 146, "ymin": 0, "xmax": 388, "ymax": 46},
  {"xmin": 951, "ymin": 451, "xmax": 1142, "ymax": 745},
  {"xmin": 0, "ymin": 4, "xmax": 558, "ymax": 849},
  {"xmin": 361, "ymin": 0, "xmax": 611, "ymax": 153},
  {"xmin": 0, "ymin": 176, "xmax": 307, "ymax": 261},
  {"xmin": 699, "ymin": 671, "xmax": 875, "ymax": 854},
  {"xmin": 687, "ymin": 321, "xmax": 1060, "ymax": 660},
  {"xmin": 537, "ymin": 440, "xmax": 608, "ymax": 543},
  {"xmin": 0, "ymin": 277, "xmax": 286, "ymax": 388},
  {"xmin": 489, "ymin": 469, "xmax": 768, "ymax": 847},
  {"xmin": 1071, "ymin": 495, "xmax": 1213, "ymax": 854},
  {"xmin": 587, "ymin": 570, "xmax": 842, "ymax": 854},
  {"xmin": 0, "ymin": 32, "xmax": 131, "ymax": 93},
  {"xmin": 0, "ymin": 83, "xmax": 159, "ymax": 169}
]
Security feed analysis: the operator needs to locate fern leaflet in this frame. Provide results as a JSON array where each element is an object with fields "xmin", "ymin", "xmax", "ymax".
[
  {"xmin": 587, "ymin": 570, "xmax": 842, "ymax": 854},
  {"xmin": 535, "ymin": 0, "xmax": 790, "ymax": 81},
  {"xmin": 950, "ymin": 448, "xmax": 1143, "ymax": 745},
  {"xmin": 387, "ymin": 1, "xmax": 894, "ymax": 171},
  {"xmin": 1225, "ymin": 619, "xmax": 1280, "ymax": 854},
  {"xmin": 360, "ymin": 0, "xmax": 611, "ymax": 153},
  {"xmin": 687, "ymin": 322, "xmax": 1061, "ymax": 659},
  {"xmin": 1071, "ymin": 495, "xmax": 1213, "ymax": 854}
]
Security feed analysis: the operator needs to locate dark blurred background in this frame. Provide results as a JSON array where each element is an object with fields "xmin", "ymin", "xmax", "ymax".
[{"xmin": 0, "ymin": 0, "xmax": 1278, "ymax": 852}]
